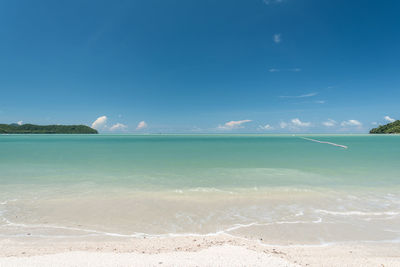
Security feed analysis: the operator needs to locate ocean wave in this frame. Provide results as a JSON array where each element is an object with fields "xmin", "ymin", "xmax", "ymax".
[
  {"xmin": 174, "ymin": 187, "xmax": 235, "ymax": 194},
  {"xmin": 315, "ymin": 209, "xmax": 399, "ymax": 216},
  {"xmin": 295, "ymin": 211, "xmax": 304, "ymax": 217},
  {"xmin": 1, "ymin": 216, "xmax": 324, "ymax": 240},
  {"xmin": 3, "ymin": 216, "xmax": 400, "ymax": 246},
  {"xmin": 173, "ymin": 189, "xmax": 183, "ymax": 194},
  {"xmin": 0, "ymin": 199, "xmax": 18, "ymax": 205},
  {"xmin": 172, "ymin": 186, "xmax": 316, "ymax": 195}
]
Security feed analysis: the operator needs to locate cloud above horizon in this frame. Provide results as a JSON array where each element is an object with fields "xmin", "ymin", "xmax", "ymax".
[
  {"xmin": 263, "ymin": 0, "xmax": 284, "ymax": 4},
  {"xmin": 341, "ymin": 119, "xmax": 362, "ymax": 127},
  {"xmin": 269, "ymin": 68, "xmax": 301, "ymax": 73},
  {"xmin": 91, "ymin": 116, "xmax": 107, "ymax": 129},
  {"xmin": 384, "ymin": 116, "xmax": 395, "ymax": 123},
  {"xmin": 136, "ymin": 121, "xmax": 148, "ymax": 130},
  {"xmin": 259, "ymin": 124, "xmax": 273, "ymax": 130},
  {"xmin": 218, "ymin": 119, "xmax": 252, "ymax": 130},
  {"xmin": 279, "ymin": 122, "xmax": 288, "ymax": 129},
  {"xmin": 322, "ymin": 119, "xmax": 337, "ymax": 127},
  {"xmin": 273, "ymin": 34, "xmax": 281, "ymax": 43},
  {"xmin": 279, "ymin": 118, "xmax": 311, "ymax": 129},
  {"xmin": 279, "ymin": 92, "xmax": 318, "ymax": 98},
  {"xmin": 17, "ymin": 120, "xmax": 23, "ymax": 125},
  {"xmin": 291, "ymin": 118, "xmax": 311, "ymax": 127},
  {"xmin": 110, "ymin": 123, "xmax": 127, "ymax": 131}
]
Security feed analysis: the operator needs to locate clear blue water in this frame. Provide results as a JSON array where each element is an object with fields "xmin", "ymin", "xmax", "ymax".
[
  {"xmin": 1, "ymin": 134, "xmax": 399, "ymax": 188},
  {"xmin": 1, "ymin": 134, "xmax": 399, "ymax": 244}
]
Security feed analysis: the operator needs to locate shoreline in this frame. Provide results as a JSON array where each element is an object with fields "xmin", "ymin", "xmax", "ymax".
[{"xmin": 1, "ymin": 235, "xmax": 399, "ymax": 266}]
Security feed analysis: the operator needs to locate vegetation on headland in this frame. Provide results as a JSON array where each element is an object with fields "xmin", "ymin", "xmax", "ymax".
[
  {"xmin": 370, "ymin": 120, "xmax": 400, "ymax": 134},
  {"xmin": 0, "ymin": 124, "xmax": 98, "ymax": 134}
]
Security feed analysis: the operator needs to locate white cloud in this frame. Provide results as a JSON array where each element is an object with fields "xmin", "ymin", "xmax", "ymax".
[
  {"xmin": 91, "ymin": 116, "xmax": 107, "ymax": 129},
  {"xmin": 190, "ymin": 126, "xmax": 202, "ymax": 132},
  {"xmin": 279, "ymin": 122, "xmax": 288, "ymax": 129},
  {"xmin": 279, "ymin": 92, "xmax": 317, "ymax": 98},
  {"xmin": 269, "ymin": 68, "xmax": 301, "ymax": 73},
  {"xmin": 136, "ymin": 121, "xmax": 148, "ymax": 130},
  {"xmin": 341, "ymin": 120, "xmax": 362, "ymax": 127},
  {"xmin": 17, "ymin": 121, "xmax": 23, "ymax": 125},
  {"xmin": 322, "ymin": 119, "xmax": 336, "ymax": 127},
  {"xmin": 109, "ymin": 123, "xmax": 127, "ymax": 131},
  {"xmin": 384, "ymin": 116, "xmax": 395, "ymax": 123},
  {"xmin": 264, "ymin": 0, "xmax": 284, "ymax": 4},
  {"xmin": 218, "ymin": 120, "xmax": 252, "ymax": 130},
  {"xmin": 259, "ymin": 124, "xmax": 274, "ymax": 130},
  {"xmin": 371, "ymin": 122, "xmax": 378, "ymax": 125},
  {"xmin": 279, "ymin": 119, "xmax": 311, "ymax": 130},
  {"xmin": 315, "ymin": 100, "xmax": 325, "ymax": 104},
  {"xmin": 273, "ymin": 34, "xmax": 281, "ymax": 43},
  {"xmin": 291, "ymin": 118, "xmax": 311, "ymax": 127}
]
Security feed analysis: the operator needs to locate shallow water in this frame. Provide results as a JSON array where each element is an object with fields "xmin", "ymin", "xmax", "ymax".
[{"xmin": 1, "ymin": 134, "xmax": 400, "ymax": 245}]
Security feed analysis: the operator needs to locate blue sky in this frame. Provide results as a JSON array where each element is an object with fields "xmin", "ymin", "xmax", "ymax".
[{"xmin": 1, "ymin": 0, "xmax": 399, "ymax": 133}]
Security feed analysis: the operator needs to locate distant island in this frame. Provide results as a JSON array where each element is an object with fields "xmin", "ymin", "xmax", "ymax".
[
  {"xmin": 0, "ymin": 124, "xmax": 98, "ymax": 134},
  {"xmin": 370, "ymin": 120, "xmax": 400, "ymax": 134}
]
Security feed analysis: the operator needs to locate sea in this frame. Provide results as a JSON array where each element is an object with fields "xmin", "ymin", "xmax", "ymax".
[{"xmin": 1, "ymin": 134, "xmax": 399, "ymax": 245}]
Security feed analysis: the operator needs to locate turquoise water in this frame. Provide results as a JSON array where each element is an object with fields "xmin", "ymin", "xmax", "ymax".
[
  {"xmin": 1, "ymin": 134, "xmax": 400, "ymax": 244},
  {"xmin": 1, "ymin": 134, "xmax": 399, "ymax": 188}
]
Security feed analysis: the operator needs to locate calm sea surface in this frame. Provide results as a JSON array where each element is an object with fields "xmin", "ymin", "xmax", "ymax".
[{"xmin": 1, "ymin": 134, "xmax": 399, "ymax": 244}]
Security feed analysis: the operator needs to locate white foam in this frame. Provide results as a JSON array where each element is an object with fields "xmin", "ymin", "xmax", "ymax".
[
  {"xmin": 3, "ymin": 217, "xmax": 400, "ymax": 247},
  {"xmin": 173, "ymin": 189, "xmax": 183, "ymax": 194},
  {"xmin": 301, "ymin": 137, "xmax": 348, "ymax": 149},
  {"xmin": 188, "ymin": 187, "xmax": 234, "ymax": 194},
  {"xmin": 316, "ymin": 209, "xmax": 399, "ymax": 216},
  {"xmin": 223, "ymin": 218, "xmax": 324, "ymax": 233},
  {"xmin": 295, "ymin": 211, "xmax": 304, "ymax": 217},
  {"xmin": 275, "ymin": 217, "xmax": 322, "ymax": 225},
  {"xmin": 0, "ymin": 199, "xmax": 18, "ymax": 205},
  {"xmin": 1, "ymin": 216, "xmax": 324, "ymax": 241},
  {"xmin": 0, "ymin": 199, "xmax": 17, "ymax": 223}
]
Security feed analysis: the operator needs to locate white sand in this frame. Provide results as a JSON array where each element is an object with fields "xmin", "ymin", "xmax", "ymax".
[
  {"xmin": 0, "ymin": 236, "xmax": 399, "ymax": 266},
  {"xmin": 0, "ymin": 245, "xmax": 299, "ymax": 267}
]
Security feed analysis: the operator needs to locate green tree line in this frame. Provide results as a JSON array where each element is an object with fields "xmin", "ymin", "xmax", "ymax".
[
  {"xmin": 0, "ymin": 124, "xmax": 98, "ymax": 134},
  {"xmin": 370, "ymin": 120, "xmax": 400, "ymax": 134}
]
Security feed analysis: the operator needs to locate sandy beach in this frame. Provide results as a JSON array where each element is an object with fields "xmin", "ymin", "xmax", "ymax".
[{"xmin": 1, "ymin": 235, "xmax": 399, "ymax": 266}]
